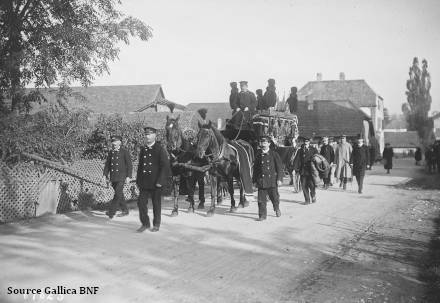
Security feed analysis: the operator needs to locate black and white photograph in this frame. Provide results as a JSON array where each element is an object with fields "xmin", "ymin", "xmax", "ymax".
[{"xmin": 1, "ymin": 0, "xmax": 440, "ymax": 302}]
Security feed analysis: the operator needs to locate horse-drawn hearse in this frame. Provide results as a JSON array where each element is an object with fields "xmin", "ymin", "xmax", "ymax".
[{"xmin": 164, "ymin": 81, "xmax": 299, "ymax": 218}]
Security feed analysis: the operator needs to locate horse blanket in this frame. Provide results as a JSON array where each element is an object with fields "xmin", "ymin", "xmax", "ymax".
[{"xmin": 227, "ymin": 140, "xmax": 254, "ymax": 195}]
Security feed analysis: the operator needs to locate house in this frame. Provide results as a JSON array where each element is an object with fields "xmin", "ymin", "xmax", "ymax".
[
  {"xmin": 185, "ymin": 102, "xmax": 231, "ymax": 130},
  {"xmin": 383, "ymin": 131, "xmax": 420, "ymax": 156},
  {"xmin": 298, "ymin": 73, "xmax": 385, "ymax": 150},
  {"xmin": 118, "ymin": 111, "xmax": 200, "ymax": 139},
  {"xmin": 30, "ymin": 84, "xmax": 186, "ymax": 114},
  {"xmin": 432, "ymin": 112, "xmax": 440, "ymax": 140},
  {"xmin": 296, "ymin": 99, "xmax": 374, "ymax": 141},
  {"xmin": 384, "ymin": 115, "xmax": 407, "ymax": 130}
]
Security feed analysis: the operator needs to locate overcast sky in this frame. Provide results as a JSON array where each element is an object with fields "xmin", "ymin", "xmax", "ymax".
[{"xmin": 93, "ymin": 0, "xmax": 440, "ymax": 114}]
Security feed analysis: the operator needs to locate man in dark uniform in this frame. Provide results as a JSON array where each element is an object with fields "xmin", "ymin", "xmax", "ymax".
[
  {"xmin": 294, "ymin": 137, "xmax": 319, "ymax": 204},
  {"xmin": 136, "ymin": 126, "xmax": 170, "ymax": 232},
  {"xmin": 103, "ymin": 135, "xmax": 132, "ymax": 218},
  {"xmin": 252, "ymin": 135, "xmax": 283, "ymax": 221},
  {"xmin": 229, "ymin": 82, "xmax": 239, "ymax": 111},
  {"xmin": 262, "ymin": 78, "xmax": 277, "ymax": 109},
  {"xmin": 350, "ymin": 138, "xmax": 370, "ymax": 194},
  {"xmin": 229, "ymin": 81, "xmax": 257, "ymax": 128},
  {"xmin": 320, "ymin": 136, "xmax": 335, "ymax": 189},
  {"xmin": 256, "ymin": 89, "xmax": 264, "ymax": 110},
  {"xmin": 286, "ymin": 86, "xmax": 298, "ymax": 113}
]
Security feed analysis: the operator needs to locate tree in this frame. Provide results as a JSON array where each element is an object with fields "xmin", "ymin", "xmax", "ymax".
[
  {"xmin": 402, "ymin": 57, "xmax": 434, "ymax": 145},
  {"xmin": 0, "ymin": 0, "xmax": 152, "ymax": 115}
]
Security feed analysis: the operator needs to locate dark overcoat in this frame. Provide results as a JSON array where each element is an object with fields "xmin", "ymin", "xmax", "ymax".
[
  {"xmin": 351, "ymin": 145, "xmax": 370, "ymax": 175},
  {"xmin": 382, "ymin": 147, "xmax": 394, "ymax": 169},
  {"xmin": 293, "ymin": 145, "xmax": 319, "ymax": 176},
  {"xmin": 136, "ymin": 142, "xmax": 170, "ymax": 190},
  {"xmin": 103, "ymin": 147, "xmax": 133, "ymax": 182},
  {"xmin": 320, "ymin": 144, "xmax": 335, "ymax": 164},
  {"xmin": 253, "ymin": 149, "xmax": 283, "ymax": 189},
  {"xmin": 237, "ymin": 91, "xmax": 257, "ymax": 111}
]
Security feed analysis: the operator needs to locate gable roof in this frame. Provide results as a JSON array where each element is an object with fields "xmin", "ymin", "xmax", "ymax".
[
  {"xmin": 91, "ymin": 111, "xmax": 199, "ymax": 130},
  {"xmin": 297, "ymin": 80, "xmax": 380, "ymax": 107},
  {"xmin": 296, "ymin": 99, "xmax": 371, "ymax": 138},
  {"xmin": 186, "ymin": 102, "xmax": 231, "ymax": 127},
  {"xmin": 31, "ymin": 84, "xmax": 167, "ymax": 114},
  {"xmin": 135, "ymin": 98, "xmax": 186, "ymax": 112},
  {"xmin": 384, "ymin": 115, "xmax": 407, "ymax": 129},
  {"xmin": 384, "ymin": 131, "xmax": 420, "ymax": 148}
]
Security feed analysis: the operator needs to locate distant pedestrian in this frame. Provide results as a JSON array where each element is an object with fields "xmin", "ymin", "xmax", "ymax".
[
  {"xmin": 350, "ymin": 138, "xmax": 370, "ymax": 194},
  {"xmin": 334, "ymin": 135, "xmax": 353, "ymax": 190},
  {"xmin": 253, "ymin": 136, "xmax": 283, "ymax": 221},
  {"xmin": 289, "ymin": 139, "xmax": 301, "ymax": 193},
  {"xmin": 383, "ymin": 143, "xmax": 394, "ymax": 174},
  {"xmin": 368, "ymin": 144, "xmax": 376, "ymax": 170},
  {"xmin": 136, "ymin": 126, "xmax": 170, "ymax": 232},
  {"xmin": 320, "ymin": 136, "xmax": 335, "ymax": 189},
  {"xmin": 294, "ymin": 137, "xmax": 319, "ymax": 204},
  {"xmin": 103, "ymin": 135, "xmax": 132, "ymax": 219},
  {"xmin": 415, "ymin": 147, "xmax": 422, "ymax": 166},
  {"xmin": 425, "ymin": 146, "xmax": 434, "ymax": 173},
  {"xmin": 434, "ymin": 142, "xmax": 440, "ymax": 173}
]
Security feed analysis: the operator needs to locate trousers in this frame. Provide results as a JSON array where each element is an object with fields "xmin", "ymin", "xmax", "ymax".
[
  {"xmin": 188, "ymin": 172, "xmax": 205, "ymax": 203},
  {"xmin": 257, "ymin": 187, "xmax": 279, "ymax": 218},
  {"xmin": 300, "ymin": 175, "xmax": 316, "ymax": 202},
  {"xmin": 138, "ymin": 188, "xmax": 162, "ymax": 227},
  {"xmin": 354, "ymin": 172, "xmax": 365, "ymax": 192},
  {"xmin": 109, "ymin": 181, "xmax": 128, "ymax": 216}
]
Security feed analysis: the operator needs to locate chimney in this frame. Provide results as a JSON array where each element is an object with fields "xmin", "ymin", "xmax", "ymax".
[
  {"xmin": 316, "ymin": 73, "xmax": 322, "ymax": 81},
  {"xmin": 339, "ymin": 72, "xmax": 346, "ymax": 81}
]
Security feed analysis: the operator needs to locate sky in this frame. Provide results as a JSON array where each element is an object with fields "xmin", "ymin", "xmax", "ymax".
[{"xmin": 93, "ymin": 0, "xmax": 440, "ymax": 114}]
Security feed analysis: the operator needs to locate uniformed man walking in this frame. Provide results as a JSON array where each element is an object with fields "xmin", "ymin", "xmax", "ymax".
[
  {"xmin": 294, "ymin": 137, "xmax": 319, "ymax": 204},
  {"xmin": 350, "ymin": 138, "xmax": 370, "ymax": 194},
  {"xmin": 252, "ymin": 135, "xmax": 283, "ymax": 221},
  {"xmin": 103, "ymin": 135, "xmax": 133, "ymax": 218},
  {"xmin": 136, "ymin": 127, "xmax": 170, "ymax": 232}
]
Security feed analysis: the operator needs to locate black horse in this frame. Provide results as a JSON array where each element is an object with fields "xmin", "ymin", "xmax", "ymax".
[
  {"xmin": 165, "ymin": 115, "xmax": 204, "ymax": 215},
  {"xmin": 195, "ymin": 121, "xmax": 255, "ymax": 216}
]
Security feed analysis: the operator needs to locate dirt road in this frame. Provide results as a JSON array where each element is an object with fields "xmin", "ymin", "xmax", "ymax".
[{"xmin": 1, "ymin": 159, "xmax": 439, "ymax": 303}]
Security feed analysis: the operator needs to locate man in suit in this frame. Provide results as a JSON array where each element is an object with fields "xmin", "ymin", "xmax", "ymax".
[
  {"xmin": 252, "ymin": 135, "xmax": 283, "ymax": 221},
  {"xmin": 294, "ymin": 137, "xmax": 319, "ymax": 204},
  {"xmin": 350, "ymin": 138, "xmax": 370, "ymax": 194},
  {"xmin": 320, "ymin": 136, "xmax": 335, "ymax": 189},
  {"xmin": 136, "ymin": 126, "xmax": 170, "ymax": 232},
  {"xmin": 103, "ymin": 135, "xmax": 132, "ymax": 219}
]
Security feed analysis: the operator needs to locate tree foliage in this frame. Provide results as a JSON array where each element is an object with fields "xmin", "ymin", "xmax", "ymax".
[
  {"xmin": 402, "ymin": 57, "xmax": 434, "ymax": 144},
  {"xmin": 0, "ymin": 104, "xmax": 90, "ymax": 164},
  {"xmin": 0, "ymin": 0, "xmax": 152, "ymax": 115},
  {"xmin": 82, "ymin": 114, "xmax": 167, "ymax": 161}
]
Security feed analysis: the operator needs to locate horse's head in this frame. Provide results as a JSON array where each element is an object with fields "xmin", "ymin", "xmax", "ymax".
[
  {"xmin": 196, "ymin": 120, "xmax": 214, "ymax": 159},
  {"xmin": 165, "ymin": 115, "xmax": 182, "ymax": 151}
]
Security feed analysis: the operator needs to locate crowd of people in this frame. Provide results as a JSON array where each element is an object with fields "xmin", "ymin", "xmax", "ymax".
[
  {"xmin": 422, "ymin": 141, "xmax": 440, "ymax": 173},
  {"xmin": 287, "ymin": 135, "xmax": 392, "ymax": 206}
]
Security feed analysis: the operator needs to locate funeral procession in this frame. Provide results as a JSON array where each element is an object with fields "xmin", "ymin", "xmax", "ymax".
[{"xmin": 1, "ymin": 1, "xmax": 440, "ymax": 303}]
